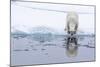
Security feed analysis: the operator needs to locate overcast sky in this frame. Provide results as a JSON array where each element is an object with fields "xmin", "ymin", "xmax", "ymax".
[{"xmin": 11, "ymin": 1, "xmax": 95, "ymax": 34}]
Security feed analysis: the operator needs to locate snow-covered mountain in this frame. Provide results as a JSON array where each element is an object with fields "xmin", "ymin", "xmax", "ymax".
[
  {"xmin": 11, "ymin": 25, "xmax": 28, "ymax": 34},
  {"xmin": 29, "ymin": 26, "xmax": 58, "ymax": 34},
  {"xmin": 77, "ymin": 30, "xmax": 94, "ymax": 35},
  {"xmin": 11, "ymin": 25, "xmax": 94, "ymax": 35},
  {"xmin": 11, "ymin": 26, "xmax": 58, "ymax": 35}
]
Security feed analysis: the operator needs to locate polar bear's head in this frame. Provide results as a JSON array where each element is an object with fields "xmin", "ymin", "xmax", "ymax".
[{"xmin": 67, "ymin": 12, "xmax": 78, "ymax": 24}]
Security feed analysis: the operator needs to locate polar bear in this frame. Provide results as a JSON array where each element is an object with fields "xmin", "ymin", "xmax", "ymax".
[{"xmin": 65, "ymin": 12, "xmax": 78, "ymax": 35}]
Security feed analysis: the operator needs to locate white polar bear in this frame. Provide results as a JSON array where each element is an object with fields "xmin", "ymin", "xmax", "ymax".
[{"xmin": 65, "ymin": 12, "xmax": 78, "ymax": 35}]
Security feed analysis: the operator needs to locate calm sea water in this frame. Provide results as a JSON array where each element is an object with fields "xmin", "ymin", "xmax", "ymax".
[{"xmin": 11, "ymin": 34, "xmax": 95, "ymax": 66}]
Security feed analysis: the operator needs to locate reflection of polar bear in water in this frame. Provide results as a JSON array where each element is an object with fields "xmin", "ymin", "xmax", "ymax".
[
  {"xmin": 65, "ymin": 12, "xmax": 78, "ymax": 35},
  {"xmin": 66, "ymin": 36, "xmax": 78, "ymax": 57}
]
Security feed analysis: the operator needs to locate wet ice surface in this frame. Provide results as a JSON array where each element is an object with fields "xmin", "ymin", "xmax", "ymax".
[{"xmin": 11, "ymin": 35, "xmax": 95, "ymax": 66}]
